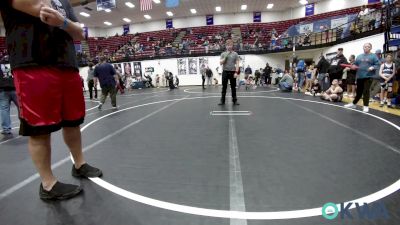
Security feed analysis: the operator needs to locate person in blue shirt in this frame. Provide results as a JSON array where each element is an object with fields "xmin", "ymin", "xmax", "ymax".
[
  {"xmin": 344, "ymin": 43, "xmax": 381, "ymax": 112},
  {"xmin": 296, "ymin": 59, "xmax": 306, "ymax": 92},
  {"xmin": 94, "ymin": 56, "xmax": 119, "ymax": 110}
]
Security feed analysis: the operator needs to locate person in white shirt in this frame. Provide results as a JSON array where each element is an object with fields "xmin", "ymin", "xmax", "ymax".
[{"xmin": 379, "ymin": 54, "xmax": 396, "ymax": 108}]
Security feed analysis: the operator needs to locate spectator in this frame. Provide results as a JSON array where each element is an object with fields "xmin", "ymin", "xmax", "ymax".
[
  {"xmin": 255, "ymin": 69, "xmax": 261, "ymax": 86},
  {"xmin": 264, "ymin": 63, "xmax": 272, "ymax": 85},
  {"xmin": 86, "ymin": 63, "xmax": 97, "ymax": 100},
  {"xmin": 370, "ymin": 49, "xmax": 385, "ymax": 101},
  {"xmin": 0, "ymin": 64, "xmax": 19, "ymax": 135},
  {"xmin": 379, "ymin": 54, "xmax": 396, "ymax": 108},
  {"xmin": 278, "ymin": 72, "xmax": 294, "ymax": 92},
  {"xmin": 168, "ymin": 72, "xmax": 175, "ymax": 90},
  {"xmin": 327, "ymin": 48, "xmax": 348, "ymax": 83},
  {"xmin": 296, "ymin": 59, "xmax": 306, "ymax": 92},
  {"xmin": 175, "ymin": 75, "xmax": 179, "ymax": 88},
  {"xmin": 344, "ymin": 43, "xmax": 380, "ymax": 112},
  {"xmin": 321, "ymin": 79, "xmax": 343, "ymax": 101},
  {"xmin": 206, "ymin": 66, "xmax": 213, "ymax": 87},
  {"xmin": 213, "ymin": 77, "xmax": 219, "ymax": 86},
  {"xmin": 305, "ymin": 79, "xmax": 322, "ymax": 96},
  {"xmin": 200, "ymin": 65, "xmax": 206, "ymax": 89},
  {"xmin": 316, "ymin": 55, "xmax": 331, "ymax": 91},
  {"xmin": 344, "ymin": 55, "xmax": 357, "ymax": 98},
  {"xmin": 304, "ymin": 64, "xmax": 316, "ymax": 92},
  {"xmin": 245, "ymin": 65, "xmax": 252, "ymax": 77}
]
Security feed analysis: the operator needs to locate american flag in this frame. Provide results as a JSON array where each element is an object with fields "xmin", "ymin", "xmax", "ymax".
[{"xmin": 140, "ymin": 0, "xmax": 153, "ymax": 11}]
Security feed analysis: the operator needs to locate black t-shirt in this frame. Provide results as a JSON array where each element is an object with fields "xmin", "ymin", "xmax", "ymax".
[{"xmin": 0, "ymin": 0, "xmax": 79, "ymax": 70}]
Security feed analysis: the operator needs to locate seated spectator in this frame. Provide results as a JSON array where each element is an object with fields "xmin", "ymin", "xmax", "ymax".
[
  {"xmin": 305, "ymin": 79, "xmax": 322, "ymax": 96},
  {"xmin": 245, "ymin": 76, "xmax": 255, "ymax": 90},
  {"xmin": 279, "ymin": 72, "xmax": 294, "ymax": 92},
  {"xmin": 213, "ymin": 78, "xmax": 219, "ymax": 87},
  {"xmin": 320, "ymin": 79, "xmax": 343, "ymax": 102}
]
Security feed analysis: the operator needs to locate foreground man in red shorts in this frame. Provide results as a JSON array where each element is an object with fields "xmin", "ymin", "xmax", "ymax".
[{"xmin": 0, "ymin": 0, "xmax": 102, "ymax": 200}]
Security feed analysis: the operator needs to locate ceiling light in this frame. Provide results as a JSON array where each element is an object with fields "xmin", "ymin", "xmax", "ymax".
[
  {"xmin": 104, "ymin": 21, "xmax": 112, "ymax": 26},
  {"xmin": 80, "ymin": 12, "xmax": 90, "ymax": 17},
  {"xmin": 144, "ymin": 14, "xmax": 151, "ymax": 19},
  {"xmin": 190, "ymin": 8, "xmax": 197, "ymax": 14},
  {"xmin": 153, "ymin": 0, "xmax": 160, "ymax": 3},
  {"xmin": 299, "ymin": 0, "xmax": 308, "ymax": 5},
  {"xmin": 241, "ymin": 5, "xmax": 247, "ymax": 10},
  {"xmin": 166, "ymin": 11, "xmax": 173, "ymax": 16},
  {"xmin": 123, "ymin": 18, "xmax": 131, "ymax": 23},
  {"xmin": 125, "ymin": 2, "xmax": 135, "ymax": 8},
  {"xmin": 267, "ymin": 3, "xmax": 274, "ymax": 9},
  {"xmin": 104, "ymin": 8, "xmax": 111, "ymax": 13},
  {"xmin": 216, "ymin": 6, "xmax": 221, "ymax": 12}
]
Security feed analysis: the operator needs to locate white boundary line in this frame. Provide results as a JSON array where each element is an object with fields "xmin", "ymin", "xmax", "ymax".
[
  {"xmin": 211, "ymin": 113, "xmax": 252, "ymax": 116},
  {"xmin": 80, "ymin": 96, "xmax": 400, "ymax": 220},
  {"xmin": 183, "ymin": 87, "xmax": 279, "ymax": 94},
  {"xmin": 121, "ymin": 89, "xmax": 170, "ymax": 97},
  {"xmin": 211, "ymin": 111, "xmax": 252, "ymax": 116},
  {"xmin": 86, "ymin": 105, "xmax": 101, "ymax": 111}
]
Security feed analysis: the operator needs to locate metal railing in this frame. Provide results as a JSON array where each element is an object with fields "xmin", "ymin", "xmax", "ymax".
[{"xmin": 79, "ymin": 5, "xmax": 386, "ymax": 64}]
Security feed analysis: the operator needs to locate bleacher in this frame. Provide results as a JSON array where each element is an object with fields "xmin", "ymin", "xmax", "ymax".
[
  {"xmin": 0, "ymin": 2, "xmax": 384, "ymax": 63},
  {"xmin": 0, "ymin": 37, "xmax": 6, "ymax": 53},
  {"xmin": 87, "ymin": 34, "xmax": 133, "ymax": 57}
]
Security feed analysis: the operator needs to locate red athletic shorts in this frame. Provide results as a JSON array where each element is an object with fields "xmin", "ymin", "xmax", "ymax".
[{"xmin": 13, "ymin": 66, "xmax": 85, "ymax": 136}]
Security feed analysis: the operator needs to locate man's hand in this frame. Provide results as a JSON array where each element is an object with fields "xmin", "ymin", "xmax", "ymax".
[
  {"xmin": 234, "ymin": 72, "xmax": 238, "ymax": 78},
  {"xmin": 350, "ymin": 65, "xmax": 358, "ymax": 70},
  {"xmin": 39, "ymin": 6, "xmax": 64, "ymax": 27}
]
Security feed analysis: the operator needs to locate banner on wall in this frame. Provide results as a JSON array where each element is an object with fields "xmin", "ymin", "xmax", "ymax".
[
  {"xmin": 166, "ymin": 19, "xmax": 173, "ymax": 29},
  {"xmin": 206, "ymin": 15, "xmax": 214, "ymax": 26},
  {"xmin": 133, "ymin": 62, "xmax": 142, "ymax": 78},
  {"xmin": 123, "ymin": 62, "xmax": 132, "ymax": 76},
  {"xmin": 368, "ymin": 0, "xmax": 380, "ymax": 3},
  {"xmin": 305, "ymin": 3, "xmax": 314, "ymax": 16},
  {"xmin": 299, "ymin": 23, "xmax": 314, "ymax": 34},
  {"xmin": 331, "ymin": 16, "xmax": 348, "ymax": 29},
  {"xmin": 253, "ymin": 12, "xmax": 261, "ymax": 23},
  {"xmin": 177, "ymin": 58, "xmax": 187, "ymax": 75},
  {"xmin": 188, "ymin": 58, "xmax": 198, "ymax": 75},
  {"xmin": 123, "ymin": 24, "xmax": 130, "ymax": 35}
]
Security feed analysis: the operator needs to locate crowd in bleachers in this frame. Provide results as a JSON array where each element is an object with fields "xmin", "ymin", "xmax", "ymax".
[
  {"xmin": 0, "ymin": 2, "xmax": 387, "ymax": 67},
  {"xmin": 72, "ymin": 3, "xmax": 383, "ymax": 65}
]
